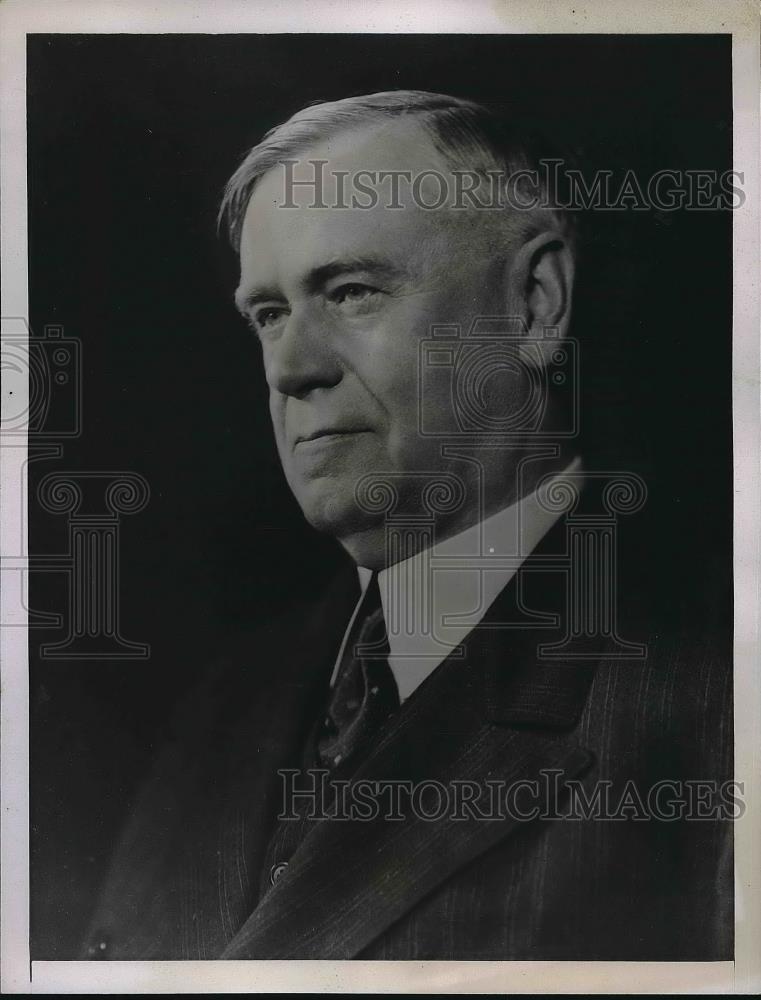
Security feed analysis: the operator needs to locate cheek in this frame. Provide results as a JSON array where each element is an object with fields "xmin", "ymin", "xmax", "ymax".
[
  {"xmin": 268, "ymin": 393, "xmax": 288, "ymax": 447},
  {"xmin": 362, "ymin": 316, "xmax": 431, "ymax": 461},
  {"xmin": 380, "ymin": 375, "xmax": 430, "ymax": 467},
  {"xmin": 268, "ymin": 387, "xmax": 283, "ymax": 420},
  {"xmin": 374, "ymin": 357, "xmax": 418, "ymax": 415}
]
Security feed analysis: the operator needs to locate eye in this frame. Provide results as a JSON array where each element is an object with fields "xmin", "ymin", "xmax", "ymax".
[
  {"xmin": 331, "ymin": 283, "xmax": 379, "ymax": 306},
  {"xmin": 250, "ymin": 305, "xmax": 288, "ymax": 333}
]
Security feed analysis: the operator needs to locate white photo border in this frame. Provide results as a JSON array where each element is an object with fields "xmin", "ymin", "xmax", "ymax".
[{"xmin": 1, "ymin": 0, "xmax": 758, "ymax": 993}]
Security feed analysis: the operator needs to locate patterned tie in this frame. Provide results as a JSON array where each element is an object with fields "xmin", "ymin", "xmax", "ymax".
[
  {"xmin": 315, "ymin": 572, "xmax": 399, "ymax": 771},
  {"xmin": 257, "ymin": 572, "xmax": 400, "ymax": 897}
]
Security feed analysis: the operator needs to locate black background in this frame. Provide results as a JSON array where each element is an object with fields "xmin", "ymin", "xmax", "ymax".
[{"xmin": 27, "ymin": 34, "xmax": 732, "ymax": 956}]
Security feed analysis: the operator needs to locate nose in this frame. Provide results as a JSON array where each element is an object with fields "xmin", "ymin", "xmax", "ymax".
[{"xmin": 264, "ymin": 308, "xmax": 342, "ymax": 398}]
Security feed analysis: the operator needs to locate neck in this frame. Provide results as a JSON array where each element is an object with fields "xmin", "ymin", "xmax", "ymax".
[{"xmin": 338, "ymin": 446, "xmax": 574, "ymax": 571}]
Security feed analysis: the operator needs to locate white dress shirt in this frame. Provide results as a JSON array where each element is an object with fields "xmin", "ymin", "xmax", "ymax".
[{"xmin": 330, "ymin": 457, "xmax": 582, "ymax": 703}]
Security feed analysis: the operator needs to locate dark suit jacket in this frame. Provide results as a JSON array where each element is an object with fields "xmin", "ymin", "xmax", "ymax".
[{"xmin": 77, "ymin": 513, "xmax": 733, "ymax": 961}]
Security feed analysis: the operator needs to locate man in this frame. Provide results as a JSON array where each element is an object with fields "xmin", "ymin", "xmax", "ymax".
[{"xmin": 81, "ymin": 91, "xmax": 732, "ymax": 960}]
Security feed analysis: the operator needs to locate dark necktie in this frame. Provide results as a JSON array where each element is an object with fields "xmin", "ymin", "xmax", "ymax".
[
  {"xmin": 315, "ymin": 572, "xmax": 400, "ymax": 771},
  {"xmin": 258, "ymin": 572, "xmax": 400, "ymax": 897}
]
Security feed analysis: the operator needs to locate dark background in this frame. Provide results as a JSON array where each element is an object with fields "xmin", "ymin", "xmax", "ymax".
[{"xmin": 27, "ymin": 34, "xmax": 732, "ymax": 956}]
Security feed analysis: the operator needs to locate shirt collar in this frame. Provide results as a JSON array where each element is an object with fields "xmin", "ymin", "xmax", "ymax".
[{"xmin": 357, "ymin": 456, "xmax": 583, "ymax": 702}]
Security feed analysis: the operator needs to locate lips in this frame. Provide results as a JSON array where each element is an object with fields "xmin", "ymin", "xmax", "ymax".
[{"xmin": 295, "ymin": 428, "xmax": 370, "ymax": 445}]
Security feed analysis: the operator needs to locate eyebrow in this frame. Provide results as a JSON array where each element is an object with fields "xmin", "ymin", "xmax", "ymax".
[{"xmin": 234, "ymin": 256, "xmax": 408, "ymax": 316}]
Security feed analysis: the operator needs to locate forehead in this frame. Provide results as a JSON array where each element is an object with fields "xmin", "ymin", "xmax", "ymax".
[
  {"xmin": 251, "ymin": 116, "xmax": 450, "ymax": 209},
  {"xmin": 237, "ymin": 120, "xmax": 488, "ymax": 282}
]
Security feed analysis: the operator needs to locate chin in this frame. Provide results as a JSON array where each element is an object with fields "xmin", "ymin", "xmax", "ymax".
[
  {"xmin": 295, "ymin": 477, "xmax": 373, "ymax": 536},
  {"xmin": 293, "ymin": 481, "xmax": 387, "ymax": 567}
]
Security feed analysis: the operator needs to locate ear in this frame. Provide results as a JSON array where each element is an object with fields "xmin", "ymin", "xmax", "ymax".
[{"xmin": 505, "ymin": 230, "xmax": 575, "ymax": 365}]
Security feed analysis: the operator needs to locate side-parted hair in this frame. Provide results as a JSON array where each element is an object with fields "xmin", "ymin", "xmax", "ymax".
[{"xmin": 218, "ymin": 89, "xmax": 576, "ymax": 252}]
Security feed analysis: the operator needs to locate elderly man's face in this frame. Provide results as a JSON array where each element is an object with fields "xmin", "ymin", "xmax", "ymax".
[{"xmin": 236, "ymin": 122, "xmax": 523, "ymax": 563}]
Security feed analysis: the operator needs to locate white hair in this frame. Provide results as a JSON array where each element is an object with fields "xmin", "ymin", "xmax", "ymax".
[{"xmin": 218, "ymin": 89, "xmax": 575, "ymax": 250}]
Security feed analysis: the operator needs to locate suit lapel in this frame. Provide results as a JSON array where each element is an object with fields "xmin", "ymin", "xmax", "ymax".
[
  {"xmin": 133, "ymin": 565, "xmax": 360, "ymax": 959},
  {"xmin": 221, "ymin": 546, "xmax": 598, "ymax": 959}
]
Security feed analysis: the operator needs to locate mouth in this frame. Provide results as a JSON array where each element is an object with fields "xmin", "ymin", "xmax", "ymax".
[{"xmin": 294, "ymin": 428, "xmax": 371, "ymax": 446}]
